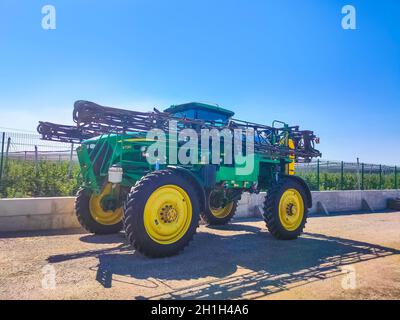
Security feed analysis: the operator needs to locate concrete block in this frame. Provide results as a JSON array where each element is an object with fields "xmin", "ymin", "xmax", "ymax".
[
  {"xmin": 235, "ymin": 192, "xmax": 266, "ymax": 218},
  {"xmin": 239, "ymin": 192, "xmax": 250, "ymax": 204},
  {"xmin": 254, "ymin": 205, "xmax": 264, "ymax": 218},
  {"xmin": 0, "ymin": 197, "xmax": 80, "ymax": 232},
  {"xmin": 361, "ymin": 199, "xmax": 373, "ymax": 212},
  {"xmin": 316, "ymin": 201, "xmax": 329, "ymax": 215},
  {"xmin": 0, "ymin": 197, "xmax": 75, "ymax": 217},
  {"xmin": 309, "ymin": 190, "xmax": 400, "ymax": 214}
]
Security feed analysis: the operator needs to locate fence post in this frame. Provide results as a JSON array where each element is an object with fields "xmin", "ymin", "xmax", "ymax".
[
  {"xmin": 4, "ymin": 137, "xmax": 11, "ymax": 172},
  {"xmin": 0, "ymin": 132, "xmax": 5, "ymax": 185},
  {"xmin": 34, "ymin": 145, "xmax": 38, "ymax": 174},
  {"xmin": 361, "ymin": 163, "xmax": 364, "ymax": 190},
  {"xmin": 340, "ymin": 161, "xmax": 344, "ymax": 190},
  {"xmin": 68, "ymin": 143, "xmax": 74, "ymax": 179},
  {"xmin": 356, "ymin": 158, "xmax": 360, "ymax": 190},
  {"xmin": 317, "ymin": 159, "xmax": 320, "ymax": 191},
  {"xmin": 395, "ymin": 166, "xmax": 398, "ymax": 190},
  {"xmin": 379, "ymin": 164, "xmax": 382, "ymax": 190}
]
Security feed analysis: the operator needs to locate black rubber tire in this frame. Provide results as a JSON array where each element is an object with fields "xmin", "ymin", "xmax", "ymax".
[
  {"xmin": 263, "ymin": 178, "xmax": 308, "ymax": 240},
  {"xmin": 123, "ymin": 170, "xmax": 200, "ymax": 258},
  {"xmin": 201, "ymin": 190, "xmax": 239, "ymax": 225},
  {"xmin": 75, "ymin": 188, "xmax": 123, "ymax": 234}
]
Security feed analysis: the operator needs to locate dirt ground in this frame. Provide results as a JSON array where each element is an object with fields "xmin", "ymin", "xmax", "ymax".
[{"xmin": 0, "ymin": 211, "xmax": 399, "ymax": 300}]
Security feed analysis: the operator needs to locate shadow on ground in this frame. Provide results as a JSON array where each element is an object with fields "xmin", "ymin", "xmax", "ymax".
[
  {"xmin": 0, "ymin": 228, "xmax": 86, "ymax": 239},
  {"xmin": 47, "ymin": 222, "xmax": 400, "ymax": 299}
]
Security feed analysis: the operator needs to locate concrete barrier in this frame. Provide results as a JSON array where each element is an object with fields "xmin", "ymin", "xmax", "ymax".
[
  {"xmin": 0, "ymin": 190, "xmax": 399, "ymax": 232},
  {"xmin": 247, "ymin": 190, "xmax": 400, "ymax": 218},
  {"xmin": 309, "ymin": 190, "xmax": 400, "ymax": 215},
  {"xmin": 0, "ymin": 197, "xmax": 80, "ymax": 232}
]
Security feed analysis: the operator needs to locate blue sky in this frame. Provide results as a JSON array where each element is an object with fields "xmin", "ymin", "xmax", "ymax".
[{"xmin": 0, "ymin": 0, "xmax": 399, "ymax": 164}]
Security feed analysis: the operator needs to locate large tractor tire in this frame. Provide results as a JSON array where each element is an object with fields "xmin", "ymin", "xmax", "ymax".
[
  {"xmin": 201, "ymin": 189, "xmax": 239, "ymax": 225},
  {"xmin": 124, "ymin": 170, "xmax": 200, "ymax": 258},
  {"xmin": 263, "ymin": 178, "xmax": 308, "ymax": 240},
  {"xmin": 75, "ymin": 183, "xmax": 124, "ymax": 234}
]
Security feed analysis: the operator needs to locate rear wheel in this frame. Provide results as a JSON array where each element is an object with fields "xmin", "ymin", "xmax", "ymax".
[
  {"xmin": 124, "ymin": 170, "xmax": 200, "ymax": 258},
  {"xmin": 263, "ymin": 178, "xmax": 308, "ymax": 239},
  {"xmin": 75, "ymin": 183, "xmax": 123, "ymax": 234},
  {"xmin": 201, "ymin": 189, "xmax": 239, "ymax": 225}
]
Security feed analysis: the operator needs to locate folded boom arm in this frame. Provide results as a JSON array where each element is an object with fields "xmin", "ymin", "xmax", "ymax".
[{"xmin": 37, "ymin": 100, "xmax": 321, "ymax": 161}]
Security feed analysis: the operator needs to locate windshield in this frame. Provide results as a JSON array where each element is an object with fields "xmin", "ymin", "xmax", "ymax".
[{"xmin": 172, "ymin": 109, "xmax": 229, "ymax": 123}]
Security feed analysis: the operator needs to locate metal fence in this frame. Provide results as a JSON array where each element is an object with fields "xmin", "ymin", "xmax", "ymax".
[
  {"xmin": 297, "ymin": 159, "xmax": 399, "ymax": 191},
  {"xmin": 0, "ymin": 130, "xmax": 399, "ymax": 198},
  {"xmin": 0, "ymin": 131, "xmax": 77, "ymax": 161},
  {"xmin": 0, "ymin": 130, "xmax": 79, "ymax": 198}
]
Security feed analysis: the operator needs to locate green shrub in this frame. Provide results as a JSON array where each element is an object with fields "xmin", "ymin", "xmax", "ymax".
[
  {"xmin": 297, "ymin": 171, "xmax": 398, "ymax": 191},
  {"xmin": 0, "ymin": 160, "xmax": 80, "ymax": 198}
]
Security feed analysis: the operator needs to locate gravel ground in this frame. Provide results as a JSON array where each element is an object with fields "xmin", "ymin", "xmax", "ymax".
[{"xmin": 0, "ymin": 211, "xmax": 399, "ymax": 300}]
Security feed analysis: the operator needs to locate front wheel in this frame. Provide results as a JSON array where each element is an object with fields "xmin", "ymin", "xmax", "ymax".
[
  {"xmin": 124, "ymin": 170, "xmax": 200, "ymax": 258},
  {"xmin": 75, "ymin": 183, "xmax": 124, "ymax": 234},
  {"xmin": 263, "ymin": 178, "xmax": 308, "ymax": 240}
]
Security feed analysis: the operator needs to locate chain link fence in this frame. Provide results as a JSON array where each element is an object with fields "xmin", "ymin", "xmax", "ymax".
[
  {"xmin": 0, "ymin": 131, "xmax": 399, "ymax": 198},
  {"xmin": 297, "ymin": 160, "xmax": 399, "ymax": 191},
  {"xmin": 0, "ymin": 131, "xmax": 79, "ymax": 198}
]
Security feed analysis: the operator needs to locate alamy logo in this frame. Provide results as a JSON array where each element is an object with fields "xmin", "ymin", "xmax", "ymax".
[
  {"xmin": 41, "ymin": 5, "xmax": 56, "ymax": 30},
  {"xmin": 41, "ymin": 264, "xmax": 56, "ymax": 289},
  {"xmin": 341, "ymin": 265, "xmax": 357, "ymax": 290},
  {"xmin": 144, "ymin": 121, "xmax": 255, "ymax": 175},
  {"xmin": 341, "ymin": 5, "xmax": 356, "ymax": 30}
]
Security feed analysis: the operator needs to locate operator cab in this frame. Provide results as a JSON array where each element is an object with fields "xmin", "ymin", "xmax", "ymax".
[{"xmin": 164, "ymin": 102, "xmax": 234, "ymax": 124}]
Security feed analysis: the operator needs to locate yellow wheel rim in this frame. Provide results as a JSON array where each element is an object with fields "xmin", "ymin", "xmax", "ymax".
[
  {"xmin": 144, "ymin": 185, "xmax": 192, "ymax": 245},
  {"xmin": 209, "ymin": 199, "xmax": 234, "ymax": 218},
  {"xmin": 278, "ymin": 188, "xmax": 304, "ymax": 231},
  {"xmin": 89, "ymin": 183, "xmax": 123, "ymax": 225}
]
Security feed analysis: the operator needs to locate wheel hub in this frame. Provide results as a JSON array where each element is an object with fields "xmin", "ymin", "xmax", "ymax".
[
  {"xmin": 101, "ymin": 195, "xmax": 118, "ymax": 211},
  {"xmin": 210, "ymin": 193, "xmax": 225, "ymax": 209},
  {"xmin": 286, "ymin": 203, "xmax": 297, "ymax": 216},
  {"xmin": 159, "ymin": 204, "xmax": 178, "ymax": 223}
]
